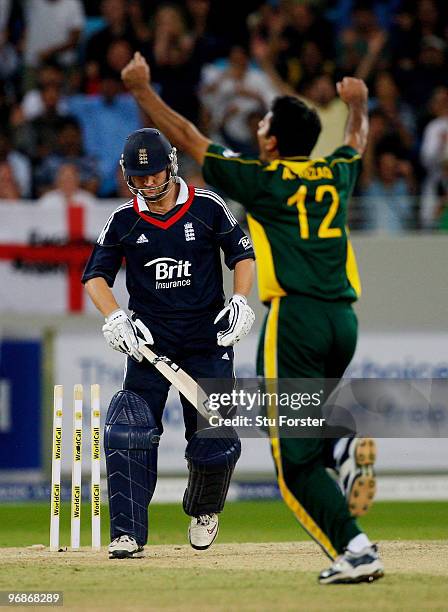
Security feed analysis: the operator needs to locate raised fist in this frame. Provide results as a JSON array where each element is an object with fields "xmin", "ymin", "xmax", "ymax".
[
  {"xmin": 121, "ymin": 52, "xmax": 151, "ymax": 92},
  {"xmin": 336, "ymin": 77, "xmax": 368, "ymax": 106}
]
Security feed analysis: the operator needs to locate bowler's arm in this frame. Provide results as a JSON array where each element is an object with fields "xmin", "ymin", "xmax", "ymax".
[
  {"xmin": 122, "ymin": 52, "xmax": 210, "ymax": 166},
  {"xmin": 337, "ymin": 77, "xmax": 369, "ymax": 155}
]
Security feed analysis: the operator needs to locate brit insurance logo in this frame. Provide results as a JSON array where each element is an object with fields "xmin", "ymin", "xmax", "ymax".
[
  {"xmin": 239, "ymin": 236, "xmax": 252, "ymax": 250},
  {"xmin": 145, "ymin": 257, "xmax": 192, "ymax": 289}
]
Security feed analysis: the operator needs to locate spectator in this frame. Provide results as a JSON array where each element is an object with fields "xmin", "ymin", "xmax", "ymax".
[
  {"xmin": 185, "ymin": 0, "xmax": 227, "ymax": 64},
  {"xmin": 418, "ymin": 85, "xmax": 448, "ymax": 138},
  {"xmin": 420, "ymin": 87, "xmax": 448, "ymax": 227},
  {"xmin": 250, "ymin": 2, "xmax": 333, "ymax": 91},
  {"xmin": 417, "ymin": 0, "xmax": 445, "ymax": 38},
  {"xmin": 37, "ymin": 163, "xmax": 96, "ymax": 208},
  {"xmin": 326, "ymin": 0, "xmax": 402, "ymax": 32},
  {"xmin": 279, "ymin": 2, "xmax": 333, "ymax": 87},
  {"xmin": 354, "ymin": 29, "xmax": 388, "ymax": 83},
  {"xmin": 34, "ymin": 117, "xmax": 99, "ymax": 195},
  {"xmin": 200, "ymin": 44, "xmax": 278, "ymax": 151},
  {"xmin": 13, "ymin": 82, "xmax": 68, "ymax": 165},
  {"xmin": 127, "ymin": 0, "xmax": 151, "ymax": 46},
  {"xmin": 149, "ymin": 3, "xmax": 204, "ymax": 123},
  {"xmin": 294, "ymin": 41, "xmax": 329, "ymax": 93},
  {"xmin": 359, "ymin": 107, "xmax": 416, "ymax": 211},
  {"xmin": 0, "ymin": 0, "xmax": 443, "ymax": 213},
  {"xmin": 84, "ymin": 0, "xmax": 140, "ymax": 93},
  {"xmin": 361, "ymin": 149, "xmax": 416, "ymax": 232},
  {"xmin": 22, "ymin": 0, "xmax": 85, "ymax": 76},
  {"xmin": 105, "ymin": 39, "xmax": 134, "ymax": 79},
  {"xmin": 404, "ymin": 35, "xmax": 448, "ymax": 107},
  {"xmin": 0, "ymin": 130, "xmax": 31, "ymax": 198},
  {"xmin": 19, "ymin": 62, "xmax": 68, "ymax": 121},
  {"xmin": 67, "ymin": 69, "xmax": 141, "ymax": 196},
  {"xmin": 390, "ymin": 3, "xmax": 420, "ymax": 70},
  {"xmin": 303, "ymin": 74, "xmax": 348, "ymax": 157},
  {"xmin": 250, "ymin": 41, "xmax": 346, "ymax": 156},
  {"xmin": 370, "ymin": 71, "xmax": 416, "ymax": 150},
  {"xmin": 336, "ymin": 3, "xmax": 387, "ymax": 79},
  {"xmin": 390, "ymin": 0, "xmax": 444, "ymax": 71},
  {"xmin": 282, "ymin": 1, "xmax": 334, "ymax": 60}
]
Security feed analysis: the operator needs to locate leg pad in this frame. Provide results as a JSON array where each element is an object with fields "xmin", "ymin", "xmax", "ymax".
[
  {"xmin": 105, "ymin": 390, "xmax": 159, "ymax": 545},
  {"xmin": 183, "ymin": 426, "xmax": 241, "ymax": 516}
]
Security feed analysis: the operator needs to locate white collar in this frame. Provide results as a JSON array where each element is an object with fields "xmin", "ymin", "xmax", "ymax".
[{"xmin": 136, "ymin": 177, "xmax": 189, "ymax": 212}]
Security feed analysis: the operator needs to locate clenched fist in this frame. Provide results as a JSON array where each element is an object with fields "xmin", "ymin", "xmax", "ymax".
[
  {"xmin": 336, "ymin": 77, "xmax": 368, "ymax": 106},
  {"xmin": 121, "ymin": 52, "xmax": 151, "ymax": 93}
]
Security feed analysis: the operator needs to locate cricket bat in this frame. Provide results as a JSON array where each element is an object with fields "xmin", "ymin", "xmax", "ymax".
[{"xmin": 134, "ymin": 319, "xmax": 214, "ymax": 422}]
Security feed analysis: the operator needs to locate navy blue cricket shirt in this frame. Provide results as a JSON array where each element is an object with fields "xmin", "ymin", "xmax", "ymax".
[{"xmin": 82, "ymin": 178, "xmax": 255, "ymax": 319}]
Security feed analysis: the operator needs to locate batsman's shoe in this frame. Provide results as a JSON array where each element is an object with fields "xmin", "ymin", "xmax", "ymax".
[
  {"xmin": 319, "ymin": 544, "xmax": 384, "ymax": 585},
  {"xmin": 188, "ymin": 514, "xmax": 219, "ymax": 550},
  {"xmin": 108, "ymin": 535, "xmax": 144, "ymax": 559},
  {"xmin": 337, "ymin": 437, "xmax": 376, "ymax": 517}
]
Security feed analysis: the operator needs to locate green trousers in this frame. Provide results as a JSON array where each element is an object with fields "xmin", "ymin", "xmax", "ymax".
[{"xmin": 257, "ymin": 294, "xmax": 361, "ymax": 558}]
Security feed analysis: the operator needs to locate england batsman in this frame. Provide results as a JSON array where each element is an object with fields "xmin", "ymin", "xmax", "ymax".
[
  {"xmin": 120, "ymin": 52, "xmax": 384, "ymax": 583},
  {"xmin": 82, "ymin": 127, "xmax": 255, "ymax": 558}
]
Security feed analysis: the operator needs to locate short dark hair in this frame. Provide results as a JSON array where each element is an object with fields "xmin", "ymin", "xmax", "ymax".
[{"xmin": 268, "ymin": 96, "xmax": 321, "ymax": 157}]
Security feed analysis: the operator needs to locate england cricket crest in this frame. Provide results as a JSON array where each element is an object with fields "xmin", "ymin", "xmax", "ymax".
[
  {"xmin": 138, "ymin": 148, "xmax": 148, "ymax": 164},
  {"xmin": 184, "ymin": 222, "xmax": 195, "ymax": 241}
]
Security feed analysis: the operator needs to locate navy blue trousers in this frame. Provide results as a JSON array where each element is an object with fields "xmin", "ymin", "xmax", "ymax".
[{"xmin": 106, "ymin": 311, "xmax": 235, "ymax": 544}]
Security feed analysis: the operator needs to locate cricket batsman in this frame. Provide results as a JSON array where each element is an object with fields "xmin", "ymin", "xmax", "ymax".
[
  {"xmin": 120, "ymin": 52, "xmax": 384, "ymax": 583},
  {"xmin": 82, "ymin": 127, "xmax": 255, "ymax": 558}
]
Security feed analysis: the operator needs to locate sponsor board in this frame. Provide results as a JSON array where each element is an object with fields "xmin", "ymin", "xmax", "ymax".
[
  {"xmin": 2, "ymin": 475, "xmax": 448, "ymax": 503},
  {"xmin": 53, "ymin": 331, "xmax": 448, "ymax": 475}
]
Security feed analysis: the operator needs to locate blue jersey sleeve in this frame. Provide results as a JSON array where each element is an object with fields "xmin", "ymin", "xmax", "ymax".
[
  {"xmin": 212, "ymin": 192, "xmax": 255, "ymax": 269},
  {"xmin": 82, "ymin": 213, "xmax": 124, "ymax": 287}
]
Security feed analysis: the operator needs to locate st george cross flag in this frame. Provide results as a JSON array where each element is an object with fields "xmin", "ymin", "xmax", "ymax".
[{"xmin": 0, "ymin": 200, "xmax": 128, "ymax": 313}]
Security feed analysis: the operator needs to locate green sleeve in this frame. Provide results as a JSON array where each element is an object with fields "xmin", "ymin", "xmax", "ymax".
[
  {"xmin": 325, "ymin": 145, "xmax": 362, "ymax": 194},
  {"xmin": 202, "ymin": 143, "xmax": 263, "ymax": 210}
]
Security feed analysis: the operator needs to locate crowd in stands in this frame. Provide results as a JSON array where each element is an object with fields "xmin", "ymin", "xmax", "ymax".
[{"xmin": 1, "ymin": 0, "xmax": 447, "ymax": 231}]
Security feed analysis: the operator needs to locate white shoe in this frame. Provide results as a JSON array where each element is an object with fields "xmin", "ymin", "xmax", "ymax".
[
  {"xmin": 108, "ymin": 535, "xmax": 144, "ymax": 559},
  {"xmin": 319, "ymin": 544, "xmax": 384, "ymax": 584},
  {"xmin": 336, "ymin": 437, "xmax": 376, "ymax": 517},
  {"xmin": 188, "ymin": 514, "xmax": 219, "ymax": 550}
]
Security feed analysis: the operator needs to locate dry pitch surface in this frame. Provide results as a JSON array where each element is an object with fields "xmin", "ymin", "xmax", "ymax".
[{"xmin": 2, "ymin": 540, "xmax": 448, "ymax": 611}]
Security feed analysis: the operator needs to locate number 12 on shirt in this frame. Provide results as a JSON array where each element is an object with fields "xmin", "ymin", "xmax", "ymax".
[{"xmin": 287, "ymin": 184, "xmax": 343, "ymax": 239}]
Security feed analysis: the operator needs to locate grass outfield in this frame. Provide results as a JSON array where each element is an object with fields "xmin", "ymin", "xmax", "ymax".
[
  {"xmin": 1, "ymin": 501, "xmax": 448, "ymax": 611},
  {"xmin": 1, "ymin": 500, "xmax": 447, "ymax": 548}
]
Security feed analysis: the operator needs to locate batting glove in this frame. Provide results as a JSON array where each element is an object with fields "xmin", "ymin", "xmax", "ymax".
[
  {"xmin": 214, "ymin": 294, "xmax": 255, "ymax": 347},
  {"xmin": 102, "ymin": 309, "xmax": 152, "ymax": 362},
  {"xmin": 133, "ymin": 317, "xmax": 155, "ymax": 347}
]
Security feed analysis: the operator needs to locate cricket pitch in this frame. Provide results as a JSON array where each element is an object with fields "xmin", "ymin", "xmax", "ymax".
[{"xmin": 1, "ymin": 540, "xmax": 447, "ymax": 611}]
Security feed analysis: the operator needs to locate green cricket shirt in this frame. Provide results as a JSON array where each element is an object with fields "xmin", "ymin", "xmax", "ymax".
[{"xmin": 203, "ymin": 143, "xmax": 362, "ymax": 304}]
